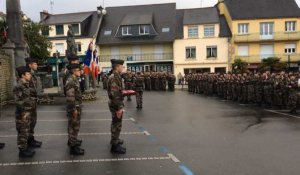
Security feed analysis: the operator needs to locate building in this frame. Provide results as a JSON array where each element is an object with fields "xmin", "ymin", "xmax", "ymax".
[
  {"xmin": 217, "ymin": 0, "xmax": 300, "ymax": 71},
  {"xmin": 40, "ymin": 10, "xmax": 101, "ymax": 60},
  {"xmin": 173, "ymin": 7, "xmax": 231, "ymax": 75},
  {"xmin": 96, "ymin": 3, "xmax": 178, "ymax": 73}
]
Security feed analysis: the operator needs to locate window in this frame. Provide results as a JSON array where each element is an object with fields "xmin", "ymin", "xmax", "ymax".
[
  {"xmin": 139, "ymin": 25, "xmax": 150, "ymax": 35},
  {"xmin": 238, "ymin": 45, "xmax": 249, "ymax": 56},
  {"xmin": 122, "ymin": 26, "xmax": 132, "ymax": 36},
  {"xmin": 238, "ymin": 23, "xmax": 249, "ymax": 34},
  {"xmin": 41, "ymin": 26, "xmax": 49, "ymax": 36},
  {"xmin": 260, "ymin": 22, "xmax": 274, "ymax": 39},
  {"xmin": 72, "ymin": 24, "xmax": 80, "ymax": 34},
  {"xmin": 104, "ymin": 30, "xmax": 112, "ymax": 36},
  {"xmin": 204, "ymin": 25, "xmax": 215, "ymax": 37},
  {"xmin": 162, "ymin": 27, "xmax": 170, "ymax": 33},
  {"xmin": 188, "ymin": 26, "xmax": 198, "ymax": 38},
  {"xmin": 286, "ymin": 21, "xmax": 296, "ymax": 32},
  {"xmin": 285, "ymin": 44, "xmax": 296, "ymax": 54},
  {"xmin": 186, "ymin": 47, "xmax": 196, "ymax": 59},
  {"xmin": 207, "ymin": 46, "xmax": 217, "ymax": 58},
  {"xmin": 55, "ymin": 25, "xmax": 64, "ymax": 35},
  {"xmin": 76, "ymin": 43, "xmax": 82, "ymax": 53},
  {"xmin": 55, "ymin": 43, "xmax": 64, "ymax": 54}
]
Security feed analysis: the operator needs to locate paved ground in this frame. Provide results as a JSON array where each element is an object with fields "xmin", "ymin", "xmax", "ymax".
[{"xmin": 0, "ymin": 89, "xmax": 300, "ymax": 175}]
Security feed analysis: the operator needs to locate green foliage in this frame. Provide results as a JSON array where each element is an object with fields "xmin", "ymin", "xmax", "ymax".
[
  {"xmin": 260, "ymin": 57, "xmax": 286, "ymax": 72},
  {"xmin": 0, "ymin": 21, "xmax": 7, "ymax": 47},
  {"xmin": 23, "ymin": 21, "xmax": 52, "ymax": 62},
  {"xmin": 232, "ymin": 58, "xmax": 248, "ymax": 74}
]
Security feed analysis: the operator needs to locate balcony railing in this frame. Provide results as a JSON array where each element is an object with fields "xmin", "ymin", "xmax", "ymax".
[
  {"xmin": 99, "ymin": 53, "xmax": 173, "ymax": 62},
  {"xmin": 234, "ymin": 54, "xmax": 300, "ymax": 63},
  {"xmin": 233, "ymin": 32, "xmax": 300, "ymax": 42}
]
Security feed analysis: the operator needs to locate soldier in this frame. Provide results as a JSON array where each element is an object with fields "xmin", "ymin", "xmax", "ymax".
[
  {"xmin": 107, "ymin": 59, "xmax": 126, "ymax": 154},
  {"xmin": 144, "ymin": 72, "xmax": 151, "ymax": 91},
  {"xmin": 65, "ymin": 64, "xmax": 85, "ymax": 155},
  {"xmin": 25, "ymin": 57, "xmax": 42, "ymax": 148},
  {"xmin": 167, "ymin": 73, "xmax": 176, "ymax": 91},
  {"xmin": 14, "ymin": 66, "xmax": 36, "ymax": 157},
  {"xmin": 123, "ymin": 69, "xmax": 134, "ymax": 101},
  {"xmin": 63, "ymin": 54, "xmax": 81, "ymax": 95},
  {"xmin": 102, "ymin": 73, "xmax": 108, "ymax": 90},
  {"xmin": 134, "ymin": 72, "xmax": 145, "ymax": 109}
]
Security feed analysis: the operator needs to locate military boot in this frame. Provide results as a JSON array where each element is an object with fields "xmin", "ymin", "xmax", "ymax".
[
  {"xmin": 67, "ymin": 139, "xmax": 82, "ymax": 146},
  {"xmin": 70, "ymin": 146, "xmax": 85, "ymax": 155},
  {"xmin": 111, "ymin": 144, "xmax": 126, "ymax": 154},
  {"xmin": 0, "ymin": 143, "xmax": 5, "ymax": 149},
  {"xmin": 19, "ymin": 148, "xmax": 35, "ymax": 158},
  {"xmin": 28, "ymin": 137, "xmax": 42, "ymax": 148},
  {"xmin": 110, "ymin": 139, "xmax": 124, "ymax": 145}
]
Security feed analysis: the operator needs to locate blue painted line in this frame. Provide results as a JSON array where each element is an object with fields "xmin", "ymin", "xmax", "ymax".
[
  {"xmin": 148, "ymin": 135, "xmax": 157, "ymax": 142},
  {"xmin": 159, "ymin": 146, "xmax": 169, "ymax": 154},
  {"xmin": 179, "ymin": 164, "xmax": 194, "ymax": 175}
]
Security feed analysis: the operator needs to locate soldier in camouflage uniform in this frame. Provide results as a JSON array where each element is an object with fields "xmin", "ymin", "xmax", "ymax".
[
  {"xmin": 134, "ymin": 72, "xmax": 145, "ymax": 109},
  {"xmin": 14, "ymin": 66, "xmax": 36, "ymax": 158},
  {"xmin": 123, "ymin": 70, "xmax": 134, "ymax": 101},
  {"xmin": 167, "ymin": 73, "xmax": 176, "ymax": 91},
  {"xmin": 25, "ymin": 57, "xmax": 42, "ymax": 148},
  {"xmin": 107, "ymin": 59, "xmax": 126, "ymax": 154},
  {"xmin": 102, "ymin": 73, "xmax": 108, "ymax": 90},
  {"xmin": 65, "ymin": 64, "xmax": 84, "ymax": 155},
  {"xmin": 63, "ymin": 54, "xmax": 81, "ymax": 95}
]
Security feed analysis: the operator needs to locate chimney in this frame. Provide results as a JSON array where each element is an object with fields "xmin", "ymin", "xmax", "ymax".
[{"xmin": 40, "ymin": 10, "xmax": 49, "ymax": 22}]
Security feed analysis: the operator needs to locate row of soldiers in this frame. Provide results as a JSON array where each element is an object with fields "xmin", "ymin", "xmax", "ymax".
[
  {"xmin": 103, "ymin": 71, "xmax": 176, "ymax": 92},
  {"xmin": 186, "ymin": 71, "xmax": 299, "ymax": 113}
]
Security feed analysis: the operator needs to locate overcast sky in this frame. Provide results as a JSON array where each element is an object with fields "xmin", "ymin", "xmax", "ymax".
[{"xmin": 1, "ymin": 0, "xmax": 300, "ymax": 21}]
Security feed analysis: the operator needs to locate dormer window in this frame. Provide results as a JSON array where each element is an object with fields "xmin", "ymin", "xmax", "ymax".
[
  {"xmin": 139, "ymin": 25, "xmax": 150, "ymax": 35},
  {"xmin": 104, "ymin": 30, "xmax": 112, "ymax": 36},
  {"xmin": 122, "ymin": 26, "xmax": 132, "ymax": 36}
]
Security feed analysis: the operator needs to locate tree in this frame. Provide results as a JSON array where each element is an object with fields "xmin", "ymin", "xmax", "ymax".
[
  {"xmin": 0, "ymin": 20, "xmax": 7, "ymax": 47},
  {"xmin": 232, "ymin": 58, "xmax": 248, "ymax": 74},
  {"xmin": 23, "ymin": 20, "xmax": 52, "ymax": 62},
  {"xmin": 259, "ymin": 57, "xmax": 286, "ymax": 72}
]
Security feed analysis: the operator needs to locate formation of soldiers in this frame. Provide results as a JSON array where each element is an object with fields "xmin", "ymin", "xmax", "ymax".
[
  {"xmin": 102, "ymin": 70, "xmax": 176, "ymax": 109},
  {"xmin": 186, "ymin": 71, "xmax": 299, "ymax": 113}
]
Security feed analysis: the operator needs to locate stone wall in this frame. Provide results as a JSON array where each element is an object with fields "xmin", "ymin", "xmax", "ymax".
[{"xmin": 0, "ymin": 51, "xmax": 12, "ymax": 106}]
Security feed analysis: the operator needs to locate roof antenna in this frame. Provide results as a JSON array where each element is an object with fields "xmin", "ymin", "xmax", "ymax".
[{"xmin": 50, "ymin": 0, "xmax": 54, "ymax": 13}]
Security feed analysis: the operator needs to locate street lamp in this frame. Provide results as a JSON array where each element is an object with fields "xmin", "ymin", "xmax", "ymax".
[{"xmin": 97, "ymin": 6, "xmax": 107, "ymax": 16}]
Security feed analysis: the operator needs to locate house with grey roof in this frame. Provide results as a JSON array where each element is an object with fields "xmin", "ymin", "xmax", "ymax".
[
  {"xmin": 96, "ymin": 3, "xmax": 177, "ymax": 73},
  {"xmin": 173, "ymin": 7, "xmax": 231, "ymax": 75},
  {"xmin": 217, "ymin": 0, "xmax": 300, "ymax": 71}
]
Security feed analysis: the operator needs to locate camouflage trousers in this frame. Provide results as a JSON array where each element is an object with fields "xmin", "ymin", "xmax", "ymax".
[
  {"xmin": 67, "ymin": 105, "xmax": 81, "ymax": 147},
  {"xmin": 136, "ymin": 91, "xmax": 143, "ymax": 107},
  {"xmin": 15, "ymin": 109, "xmax": 31, "ymax": 150},
  {"xmin": 288, "ymin": 90, "xmax": 298, "ymax": 110},
  {"xmin": 125, "ymin": 82, "xmax": 133, "ymax": 100},
  {"xmin": 29, "ymin": 103, "xmax": 37, "ymax": 139},
  {"xmin": 109, "ymin": 106, "xmax": 123, "ymax": 145}
]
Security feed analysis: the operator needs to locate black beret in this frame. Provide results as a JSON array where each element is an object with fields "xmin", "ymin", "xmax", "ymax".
[
  {"xmin": 111, "ymin": 59, "xmax": 124, "ymax": 66},
  {"xmin": 16, "ymin": 66, "xmax": 31, "ymax": 75},
  {"xmin": 67, "ymin": 53, "xmax": 79, "ymax": 61},
  {"xmin": 67, "ymin": 64, "xmax": 81, "ymax": 71},
  {"xmin": 25, "ymin": 57, "xmax": 38, "ymax": 64}
]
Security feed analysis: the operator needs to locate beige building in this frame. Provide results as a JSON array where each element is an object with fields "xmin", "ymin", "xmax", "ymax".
[{"xmin": 173, "ymin": 7, "xmax": 231, "ymax": 76}]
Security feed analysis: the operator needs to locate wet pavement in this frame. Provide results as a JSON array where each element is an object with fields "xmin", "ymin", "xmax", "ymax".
[{"xmin": 0, "ymin": 89, "xmax": 300, "ymax": 175}]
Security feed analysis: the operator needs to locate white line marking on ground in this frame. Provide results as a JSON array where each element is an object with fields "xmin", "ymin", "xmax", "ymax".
[
  {"xmin": 0, "ymin": 156, "xmax": 171, "ymax": 167},
  {"xmin": 0, "ymin": 132, "xmax": 145, "ymax": 138},
  {"xmin": 168, "ymin": 154, "xmax": 181, "ymax": 163},
  {"xmin": 144, "ymin": 131, "xmax": 151, "ymax": 136},
  {"xmin": 130, "ymin": 118, "xmax": 136, "ymax": 122},
  {"xmin": 0, "ymin": 119, "xmax": 131, "ymax": 123},
  {"xmin": 265, "ymin": 110, "xmax": 300, "ymax": 119}
]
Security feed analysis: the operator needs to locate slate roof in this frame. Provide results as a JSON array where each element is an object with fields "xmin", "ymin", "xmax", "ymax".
[
  {"xmin": 96, "ymin": 3, "xmax": 177, "ymax": 45},
  {"xmin": 41, "ymin": 11, "xmax": 93, "ymax": 25},
  {"xmin": 183, "ymin": 7, "xmax": 219, "ymax": 25},
  {"xmin": 223, "ymin": 0, "xmax": 300, "ymax": 20}
]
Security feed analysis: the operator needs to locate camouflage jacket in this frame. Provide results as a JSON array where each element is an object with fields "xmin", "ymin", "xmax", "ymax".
[
  {"xmin": 134, "ymin": 75, "xmax": 145, "ymax": 91},
  {"xmin": 29, "ymin": 70, "xmax": 38, "ymax": 98},
  {"xmin": 65, "ymin": 75, "xmax": 82, "ymax": 107},
  {"xmin": 107, "ymin": 71, "xmax": 124, "ymax": 110},
  {"xmin": 14, "ymin": 79, "xmax": 35, "ymax": 111}
]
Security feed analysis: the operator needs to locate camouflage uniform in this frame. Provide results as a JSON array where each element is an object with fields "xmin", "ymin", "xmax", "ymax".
[
  {"xmin": 14, "ymin": 79, "xmax": 34, "ymax": 151},
  {"xmin": 65, "ymin": 75, "xmax": 82, "ymax": 147},
  {"xmin": 28, "ymin": 70, "xmax": 38, "ymax": 139},
  {"xmin": 123, "ymin": 72, "xmax": 134, "ymax": 100},
  {"xmin": 102, "ymin": 74, "xmax": 108, "ymax": 90},
  {"xmin": 134, "ymin": 73, "xmax": 145, "ymax": 108},
  {"xmin": 107, "ymin": 71, "xmax": 124, "ymax": 145},
  {"xmin": 167, "ymin": 74, "xmax": 176, "ymax": 91}
]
